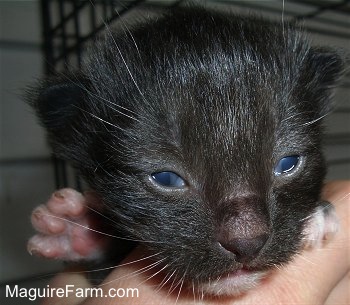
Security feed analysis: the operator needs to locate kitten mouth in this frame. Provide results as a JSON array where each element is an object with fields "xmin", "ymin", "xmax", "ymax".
[{"xmin": 199, "ymin": 268, "xmax": 268, "ymax": 296}]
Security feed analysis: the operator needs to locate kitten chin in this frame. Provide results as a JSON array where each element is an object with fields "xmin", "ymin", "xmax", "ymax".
[{"xmin": 199, "ymin": 269, "xmax": 267, "ymax": 296}]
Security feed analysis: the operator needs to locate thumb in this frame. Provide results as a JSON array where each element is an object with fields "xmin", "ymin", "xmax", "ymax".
[{"xmin": 40, "ymin": 270, "xmax": 92, "ymax": 305}]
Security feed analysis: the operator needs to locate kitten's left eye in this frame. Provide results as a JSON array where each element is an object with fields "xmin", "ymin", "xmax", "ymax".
[
  {"xmin": 274, "ymin": 155, "xmax": 300, "ymax": 176},
  {"xmin": 151, "ymin": 171, "xmax": 186, "ymax": 188}
]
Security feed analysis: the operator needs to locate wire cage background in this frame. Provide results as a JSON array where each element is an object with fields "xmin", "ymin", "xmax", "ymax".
[{"xmin": 0, "ymin": 1, "xmax": 349, "ymax": 304}]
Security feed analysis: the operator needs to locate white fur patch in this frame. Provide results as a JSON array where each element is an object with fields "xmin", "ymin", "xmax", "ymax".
[
  {"xmin": 199, "ymin": 270, "xmax": 267, "ymax": 296},
  {"xmin": 303, "ymin": 204, "xmax": 339, "ymax": 249}
]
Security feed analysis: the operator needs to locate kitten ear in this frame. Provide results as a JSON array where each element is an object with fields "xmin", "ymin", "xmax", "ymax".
[
  {"xmin": 305, "ymin": 47, "xmax": 344, "ymax": 115},
  {"xmin": 28, "ymin": 75, "xmax": 89, "ymax": 131},
  {"xmin": 308, "ymin": 47, "xmax": 344, "ymax": 89},
  {"xmin": 26, "ymin": 74, "xmax": 93, "ymax": 166}
]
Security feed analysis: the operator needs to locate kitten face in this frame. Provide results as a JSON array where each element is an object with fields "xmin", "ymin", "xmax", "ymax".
[{"xmin": 29, "ymin": 7, "xmax": 342, "ymax": 295}]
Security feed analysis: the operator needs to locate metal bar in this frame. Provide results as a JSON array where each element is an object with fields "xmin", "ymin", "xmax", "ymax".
[
  {"xmin": 53, "ymin": 156, "xmax": 61, "ymax": 189},
  {"xmin": 212, "ymin": 0, "xmax": 350, "ymax": 33},
  {"xmin": 289, "ymin": 0, "xmax": 350, "ymax": 17},
  {"xmin": 334, "ymin": 108, "xmax": 350, "ymax": 113},
  {"xmin": 292, "ymin": 1, "xmax": 349, "ymax": 21},
  {"xmin": 325, "ymin": 134, "xmax": 350, "ymax": 145},
  {"xmin": 58, "ymin": 0, "xmax": 69, "ymax": 69},
  {"xmin": 102, "ymin": 0, "xmax": 108, "ymax": 21},
  {"xmin": 339, "ymin": 82, "xmax": 350, "ymax": 89},
  {"xmin": 300, "ymin": 25, "xmax": 350, "ymax": 40},
  {"xmin": 171, "ymin": 0, "xmax": 186, "ymax": 7},
  {"xmin": 212, "ymin": 0, "xmax": 294, "ymax": 16},
  {"xmin": 90, "ymin": 1, "xmax": 97, "ymax": 32},
  {"xmin": 75, "ymin": 174, "xmax": 83, "ymax": 191},
  {"xmin": 0, "ymin": 157, "xmax": 52, "ymax": 166},
  {"xmin": 53, "ymin": 0, "xmax": 146, "ymax": 63},
  {"xmin": 49, "ymin": 1, "xmax": 88, "ymax": 35},
  {"xmin": 298, "ymin": 15, "xmax": 350, "ymax": 30},
  {"xmin": 40, "ymin": 0, "xmax": 55, "ymax": 75},
  {"xmin": 73, "ymin": 0, "xmax": 83, "ymax": 67},
  {"xmin": 41, "ymin": 0, "xmax": 64, "ymax": 189},
  {"xmin": 328, "ymin": 158, "xmax": 350, "ymax": 165},
  {"xmin": 0, "ymin": 40, "xmax": 41, "ymax": 51}
]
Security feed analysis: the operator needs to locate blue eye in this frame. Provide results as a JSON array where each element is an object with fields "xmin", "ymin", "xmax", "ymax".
[
  {"xmin": 151, "ymin": 171, "xmax": 186, "ymax": 188},
  {"xmin": 274, "ymin": 155, "xmax": 300, "ymax": 176}
]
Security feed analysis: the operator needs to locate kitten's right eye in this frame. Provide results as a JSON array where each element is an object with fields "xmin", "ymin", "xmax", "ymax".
[{"xmin": 151, "ymin": 171, "xmax": 186, "ymax": 188}]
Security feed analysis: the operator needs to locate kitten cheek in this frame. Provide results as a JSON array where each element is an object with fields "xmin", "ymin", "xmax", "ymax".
[{"xmin": 303, "ymin": 202, "xmax": 339, "ymax": 250}]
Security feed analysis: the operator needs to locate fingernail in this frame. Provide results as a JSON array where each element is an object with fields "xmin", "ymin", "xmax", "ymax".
[
  {"xmin": 28, "ymin": 247, "xmax": 39, "ymax": 256},
  {"xmin": 54, "ymin": 191, "xmax": 65, "ymax": 200}
]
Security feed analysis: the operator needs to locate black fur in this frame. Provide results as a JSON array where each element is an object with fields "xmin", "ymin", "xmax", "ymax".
[{"xmin": 27, "ymin": 7, "xmax": 343, "ymax": 290}]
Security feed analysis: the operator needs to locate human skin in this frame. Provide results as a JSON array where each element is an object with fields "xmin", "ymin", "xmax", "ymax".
[{"xmin": 40, "ymin": 181, "xmax": 350, "ymax": 305}]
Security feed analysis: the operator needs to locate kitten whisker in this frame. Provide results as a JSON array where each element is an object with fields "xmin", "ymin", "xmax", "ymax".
[
  {"xmin": 295, "ymin": 253, "xmax": 316, "ymax": 266},
  {"xmin": 85, "ymin": 205, "xmax": 119, "ymax": 226},
  {"xmin": 71, "ymin": 74, "xmax": 139, "ymax": 119},
  {"xmin": 40, "ymin": 7, "xmax": 140, "ymax": 124},
  {"xmin": 73, "ymin": 105, "xmax": 125, "ymax": 131},
  {"xmin": 138, "ymin": 263, "xmax": 169, "ymax": 287},
  {"xmin": 329, "ymin": 192, "xmax": 350, "ymax": 205},
  {"xmin": 192, "ymin": 280, "xmax": 196, "ymax": 302},
  {"xmin": 301, "ymin": 113, "xmax": 329, "ymax": 126},
  {"xmin": 67, "ymin": 252, "xmax": 164, "ymax": 276},
  {"xmin": 167, "ymin": 270, "xmax": 180, "ymax": 296},
  {"xmin": 112, "ymin": 7, "xmax": 142, "ymax": 60},
  {"xmin": 60, "ymin": 70, "xmax": 139, "ymax": 121},
  {"xmin": 100, "ymin": 257, "xmax": 166, "ymax": 287},
  {"xmin": 175, "ymin": 270, "xmax": 187, "ymax": 305},
  {"xmin": 100, "ymin": 15, "xmax": 147, "ymax": 104},
  {"xmin": 201, "ymin": 285, "xmax": 204, "ymax": 301},
  {"xmin": 156, "ymin": 269, "xmax": 177, "ymax": 293},
  {"xmin": 300, "ymin": 192, "xmax": 350, "ymax": 223},
  {"xmin": 88, "ymin": 0, "xmax": 145, "ymax": 99}
]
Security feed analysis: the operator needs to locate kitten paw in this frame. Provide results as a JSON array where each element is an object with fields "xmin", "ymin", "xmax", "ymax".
[
  {"xmin": 303, "ymin": 201, "xmax": 339, "ymax": 249},
  {"xmin": 27, "ymin": 188, "xmax": 108, "ymax": 261}
]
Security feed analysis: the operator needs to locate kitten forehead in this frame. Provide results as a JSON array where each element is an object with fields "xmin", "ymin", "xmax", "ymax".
[{"xmin": 88, "ymin": 10, "xmax": 312, "ymax": 144}]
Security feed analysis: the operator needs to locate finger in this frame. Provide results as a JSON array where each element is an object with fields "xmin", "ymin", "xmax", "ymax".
[
  {"xmin": 324, "ymin": 270, "xmax": 350, "ymax": 305},
  {"xmin": 40, "ymin": 271, "xmax": 92, "ymax": 305}
]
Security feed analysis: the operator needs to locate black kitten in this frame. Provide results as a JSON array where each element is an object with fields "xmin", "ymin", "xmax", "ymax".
[{"xmin": 28, "ymin": 7, "xmax": 343, "ymax": 296}]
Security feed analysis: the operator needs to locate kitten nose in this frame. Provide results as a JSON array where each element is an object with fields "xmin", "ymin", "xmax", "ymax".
[{"xmin": 219, "ymin": 234, "xmax": 269, "ymax": 263}]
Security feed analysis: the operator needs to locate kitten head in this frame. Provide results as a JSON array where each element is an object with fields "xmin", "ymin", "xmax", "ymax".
[{"xmin": 28, "ymin": 7, "xmax": 343, "ymax": 296}]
